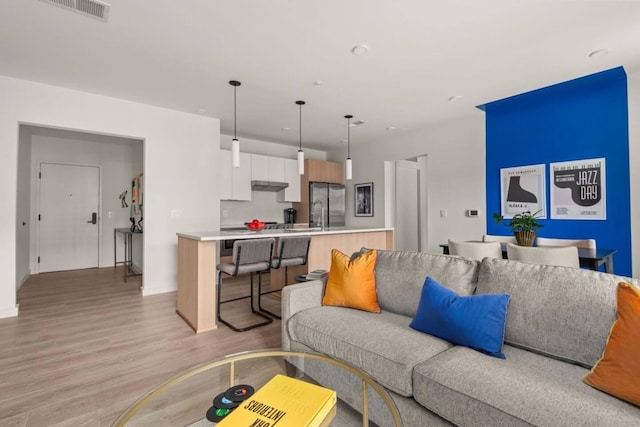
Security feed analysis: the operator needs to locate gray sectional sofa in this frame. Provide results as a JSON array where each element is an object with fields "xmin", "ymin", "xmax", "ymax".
[{"xmin": 281, "ymin": 249, "xmax": 640, "ymax": 426}]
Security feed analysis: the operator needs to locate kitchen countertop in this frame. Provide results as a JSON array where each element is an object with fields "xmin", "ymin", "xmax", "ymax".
[{"xmin": 177, "ymin": 226, "xmax": 394, "ymax": 241}]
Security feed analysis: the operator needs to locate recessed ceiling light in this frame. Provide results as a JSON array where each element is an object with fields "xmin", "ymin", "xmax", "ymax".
[
  {"xmin": 351, "ymin": 44, "xmax": 369, "ymax": 56},
  {"xmin": 314, "ymin": 80, "xmax": 323, "ymax": 86},
  {"xmin": 588, "ymin": 48, "xmax": 609, "ymax": 58},
  {"xmin": 386, "ymin": 126, "xmax": 397, "ymax": 131},
  {"xmin": 196, "ymin": 108, "xmax": 207, "ymax": 114},
  {"xmin": 340, "ymin": 139, "xmax": 348, "ymax": 144},
  {"xmin": 448, "ymin": 95, "xmax": 463, "ymax": 102},
  {"xmin": 281, "ymin": 127, "xmax": 291, "ymax": 132}
]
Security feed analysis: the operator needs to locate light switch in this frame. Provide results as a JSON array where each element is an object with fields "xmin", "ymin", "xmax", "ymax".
[
  {"xmin": 440, "ymin": 209, "xmax": 447, "ymax": 218},
  {"xmin": 171, "ymin": 209, "xmax": 182, "ymax": 218}
]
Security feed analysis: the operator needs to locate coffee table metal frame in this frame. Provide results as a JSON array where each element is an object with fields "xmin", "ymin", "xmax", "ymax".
[{"xmin": 112, "ymin": 349, "xmax": 401, "ymax": 427}]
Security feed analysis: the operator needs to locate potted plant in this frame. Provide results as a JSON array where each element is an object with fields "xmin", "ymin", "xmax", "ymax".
[{"xmin": 492, "ymin": 210, "xmax": 544, "ymax": 246}]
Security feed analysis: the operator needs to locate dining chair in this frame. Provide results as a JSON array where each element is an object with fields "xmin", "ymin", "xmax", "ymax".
[
  {"xmin": 216, "ymin": 238, "xmax": 275, "ymax": 332},
  {"xmin": 536, "ymin": 237, "xmax": 596, "ymax": 249},
  {"xmin": 448, "ymin": 239, "xmax": 503, "ymax": 261},
  {"xmin": 506, "ymin": 243, "xmax": 580, "ymax": 268},
  {"xmin": 259, "ymin": 235, "xmax": 311, "ymax": 319},
  {"xmin": 482, "ymin": 234, "xmax": 517, "ymax": 244}
]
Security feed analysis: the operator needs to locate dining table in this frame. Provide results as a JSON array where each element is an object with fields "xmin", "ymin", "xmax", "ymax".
[{"xmin": 439, "ymin": 243, "xmax": 618, "ymax": 274}]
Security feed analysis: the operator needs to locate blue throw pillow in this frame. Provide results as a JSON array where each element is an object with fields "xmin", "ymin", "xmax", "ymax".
[{"xmin": 409, "ymin": 276, "xmax": 510, "ymax": 359}]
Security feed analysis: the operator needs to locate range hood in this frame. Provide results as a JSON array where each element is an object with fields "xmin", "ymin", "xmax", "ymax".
[{"xmin": 251, "ymin": 180, "xmax": 289, "ymax": 192}]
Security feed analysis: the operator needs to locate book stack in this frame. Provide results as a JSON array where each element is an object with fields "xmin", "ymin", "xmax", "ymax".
[
  {"xmin": 306, "ymin": 270, "xmax": 329, "ymax": 280},
  {"xmin": 217, "ymin": 374, "xmax": 337, "ymax": 427}
]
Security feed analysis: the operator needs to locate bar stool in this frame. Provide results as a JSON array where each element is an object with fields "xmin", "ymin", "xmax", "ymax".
[
  {"xmin": 258, "ymin": 235, "xmax": 311, "ymax": 318},
  {"xmin": 216, "ymin": 238, "xmax": 275, "ymax": 332}
]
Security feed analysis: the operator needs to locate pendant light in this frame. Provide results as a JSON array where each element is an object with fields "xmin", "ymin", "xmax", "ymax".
[
  {"xmin": 229, "ymin": 80, "xmax": 241, "ymax": 168},
  {"xmin": 345, "ymin": 114, "xmax": 353, "ymax": 180},
  {"xmin": 296, "ymin": 100, "xmax": 306, "ymax": 175}
]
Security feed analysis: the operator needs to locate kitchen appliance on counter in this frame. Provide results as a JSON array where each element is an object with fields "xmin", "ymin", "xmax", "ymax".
[
  {"xmin": 309, "ymin": 182, "xmax": 345, "ymax": 228},
  {"xmin": 284, "ymin": 208, "xmax": 297, "ymax": 224}
]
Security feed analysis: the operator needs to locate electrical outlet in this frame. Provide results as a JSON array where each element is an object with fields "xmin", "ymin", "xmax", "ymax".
[
  {"xmin": 171, "ymin": 209, "xmax": 182, "ymax": 218},
  {"xmin": 440, "ymin": 209, "xmax": 448, "ymax": 218}
]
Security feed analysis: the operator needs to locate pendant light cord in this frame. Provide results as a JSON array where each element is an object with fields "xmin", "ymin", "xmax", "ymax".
[
  {"xmin": 299, "ymin": 103, "xmax": 302, "ymax": 151},
  {"xmin": 234, "ymin": 85, "xmax": 237, "ymax": 139},
  {"xmin": 347, "ymin": 116, "xmax": 351, "ymax": 158}
]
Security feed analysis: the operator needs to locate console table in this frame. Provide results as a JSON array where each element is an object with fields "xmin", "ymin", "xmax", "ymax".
[{"xmin": 114, "ymin": 228, "xmax": 143, "ymax": 282}]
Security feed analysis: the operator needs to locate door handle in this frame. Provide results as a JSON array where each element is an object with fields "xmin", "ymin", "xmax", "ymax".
[{"xmin": 87, "ymin": 212, "xmax": 97, "ymax": 224}]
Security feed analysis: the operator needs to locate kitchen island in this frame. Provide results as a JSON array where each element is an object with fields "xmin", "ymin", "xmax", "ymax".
[{"xmin": 176, "ymin": 227, "xmax": 394, "ymax": 333}]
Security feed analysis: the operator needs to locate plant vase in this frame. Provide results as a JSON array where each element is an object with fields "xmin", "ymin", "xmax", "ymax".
[{"xmin": 514, "ymin": 231, "xmax": 536, "ymax": 246}]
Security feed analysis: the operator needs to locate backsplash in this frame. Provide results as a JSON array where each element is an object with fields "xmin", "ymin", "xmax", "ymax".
[{"xmin": 221, "ymin": 191, "xmax": 292, "ymax": 226}]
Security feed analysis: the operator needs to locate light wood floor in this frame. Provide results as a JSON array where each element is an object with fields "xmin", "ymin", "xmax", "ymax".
[{"xmin": 0, "ymin": 267, "xmax": 282, "ymax": 427}]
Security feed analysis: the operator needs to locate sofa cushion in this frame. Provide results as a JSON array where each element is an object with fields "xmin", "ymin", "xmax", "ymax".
[
  {"xmin": 413, "ymin": 345, "xmax": 640, "ymax": 427},
  {"xmin": 287, "ymin": 306, "xmax": 453, "ymax": 397},
  {"xmin": 322, "ymin": 249, "xmax": 380, "ymax": 313},
  {"xmin": 410, "ymin": 276, "xmax": 510, "ymax": 359},
  {"xmin": 373, "ymin": 249, "xmax": 479, "ymax": 317},
  {"xmin": 584, "ymin": 282, "xmax": 640, "ymax": 407},
  {"xmin": 475, "ymin": 258, "xmax": 640, "ymax": 368}
]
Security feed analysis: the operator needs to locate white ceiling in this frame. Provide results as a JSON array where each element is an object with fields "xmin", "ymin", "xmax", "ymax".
[{"xmin": 1, "ymin": 1, "xmax": 639, "ymax": 151}]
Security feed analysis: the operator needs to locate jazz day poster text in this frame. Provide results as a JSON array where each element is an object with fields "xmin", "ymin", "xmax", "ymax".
[{"xmin": 550, "ymin": 158, "xmax": 606, "ymax": 220}]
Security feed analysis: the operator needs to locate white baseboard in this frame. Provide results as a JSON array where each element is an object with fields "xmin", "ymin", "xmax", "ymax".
[
  {"xmin": 0, "ymin": 304, "xmax": 19, "ymax": 319},
  {"xmin": 142, "ymin": 284, "xmax": 177, "ymax": 297}
]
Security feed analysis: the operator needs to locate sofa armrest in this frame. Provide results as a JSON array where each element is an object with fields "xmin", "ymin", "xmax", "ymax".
[{"xmin": 281, "ymin": 279, "xmax": 325, "ymax": 350}]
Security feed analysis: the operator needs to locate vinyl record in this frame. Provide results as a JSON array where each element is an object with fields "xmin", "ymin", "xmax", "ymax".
[
  {"xmin": 213, "ymin": 391, "xmax": 240, "ymax": 409},
  {"xmin": 224, "ymin": 384, "xmax": 255, "ymax": 402},
  {"xmin": 205, "ymin": 405, "xmax": 233, "ymax": 422}
]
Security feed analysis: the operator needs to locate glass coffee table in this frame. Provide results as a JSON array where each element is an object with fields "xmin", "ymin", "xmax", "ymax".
[{"xmin": 112, "ymin": 349, "xmax": 401, "ymax": 426}]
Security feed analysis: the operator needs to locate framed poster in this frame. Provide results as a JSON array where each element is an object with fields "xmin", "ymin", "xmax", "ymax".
[
  {"xmin": 355, "ymin": 183, "xmax": 373, "ymax": 217},
  {"xmin": 550, "ymin": 158, "xmax": 606, "ymax": 220},
  {"xmin": 500, "ymin": 164, "xmax": 546, "ymax": 219}
]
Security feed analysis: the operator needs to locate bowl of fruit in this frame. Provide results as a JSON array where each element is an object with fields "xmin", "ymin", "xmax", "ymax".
[{"xmin": 246, "ymin": 219, "xmax": 266, "ymax": 231}]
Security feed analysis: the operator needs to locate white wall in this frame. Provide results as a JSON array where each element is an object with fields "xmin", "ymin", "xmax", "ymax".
[
  {"xmin": 327, "ymin": 111, "xmax": 486, "ymax": 254},
  {"xmin": 131, "ymin": 138, "xmax": 144, "ymax": 271},
  {"xmin": 26, "ymin": 126, "xmax": 139, "ymax": 270},
  {"xmin": 628, "ymin": 71, "xmax": 640, "ymax": 276},
  {"xmin": 0, "ymin": 76, "xmax": 220, "ymax": 318}
]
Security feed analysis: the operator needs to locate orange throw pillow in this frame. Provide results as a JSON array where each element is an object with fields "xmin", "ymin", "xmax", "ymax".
[
  {"xmin": 583, "ymin": 282, "xmax": 640, "ymax": 407},
  {"xmin": 322, "ymin": 249, "xmax": 380, "ymax": 313}
]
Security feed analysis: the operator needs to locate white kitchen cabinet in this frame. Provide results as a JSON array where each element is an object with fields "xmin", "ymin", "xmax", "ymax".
[
  {"xmin": 219, "ymin": 150, "xmax": 232, "ymax": 200},
  {"xmin": 268, "ymin": 156, "xmax": 285, "ymax": 182},
  {"xmin": 220, "ymin": 150, "xmax": 251, "ymax": 201},
  {"xmin": 251, "ymin": 154, "xmax": 269, "ymax": 181},
  {"xmin": 277, "ymin": 158, "xmax": 301, "ymax": 202},
  {"xmin": 251, "ymin": 154, "xmax": 285, "ymax": 183}
]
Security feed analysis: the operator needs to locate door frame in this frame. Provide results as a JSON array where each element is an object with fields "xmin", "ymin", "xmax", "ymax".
[{"xmin": 35, "ymin": 161, "xmax": 103, "ymax": 273}]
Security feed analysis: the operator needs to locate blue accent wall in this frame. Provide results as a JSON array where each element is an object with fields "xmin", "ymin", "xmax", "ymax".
[{"xmin": 483, "ymin": 67, "xmax": 631, "ymax": 276}]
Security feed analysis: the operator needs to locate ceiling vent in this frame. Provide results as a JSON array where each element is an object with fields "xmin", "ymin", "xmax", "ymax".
[
  {"xmin": 348, "ymin": 120, "xmax": 367, "ymax": 128},
  {"xmin": 41, "ymin": 0, "xmax": 110, "ymax": 22}
]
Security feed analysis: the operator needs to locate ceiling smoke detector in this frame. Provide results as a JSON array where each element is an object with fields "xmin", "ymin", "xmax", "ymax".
[
  {"xmin": 40, "ymin": 0, "xmax": 110, "ymax": 22},
  {"xmin": 351, "ymin": 44, "xmax": 369, "ymax": 56}
]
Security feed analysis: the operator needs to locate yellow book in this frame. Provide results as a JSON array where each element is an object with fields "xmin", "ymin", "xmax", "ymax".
[{"xmin": 217, "ymin": 374, "xmax": 337, "ymax": 427}]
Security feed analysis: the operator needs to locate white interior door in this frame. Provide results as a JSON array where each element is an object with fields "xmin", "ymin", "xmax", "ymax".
[
  {"xmin": 395, "ymin": 160, "xmax": 420, "ymax": 251},
  {"xmin": 39, "ymin": 163, "xmax": 100, "ymax": 272}
]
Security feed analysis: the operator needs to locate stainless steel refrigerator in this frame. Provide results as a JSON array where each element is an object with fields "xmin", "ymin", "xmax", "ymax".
[{"xmin": 309, "ymin": 182, "xmax": 345, "ymax": 228}]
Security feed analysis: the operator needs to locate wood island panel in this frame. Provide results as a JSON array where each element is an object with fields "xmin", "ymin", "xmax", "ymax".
[
  {"xmin": 307, "ymin": 230, "xmax": 394, "ymax": 271},
  {"xmin": 177, "ymin": 237, "xmax": 217, "ymax": 333}
]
